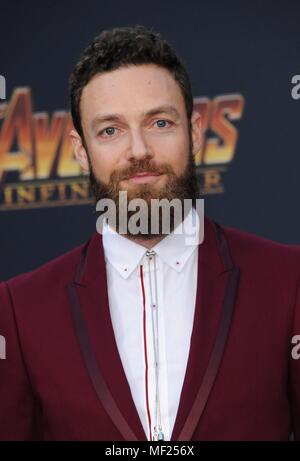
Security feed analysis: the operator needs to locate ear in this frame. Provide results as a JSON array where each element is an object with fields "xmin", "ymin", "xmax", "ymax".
[
  {"xmin": 190, "ymin": 110, "xmax": 202, "ymax": 159},
  {"xmin": 70, "ymin": 129, "xmax": 90, "ymax": 173}
]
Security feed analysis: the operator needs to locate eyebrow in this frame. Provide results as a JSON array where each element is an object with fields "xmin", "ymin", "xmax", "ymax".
[{"xmin": 91, "ymin": 104, "xmax": 181, "ymax": 130}]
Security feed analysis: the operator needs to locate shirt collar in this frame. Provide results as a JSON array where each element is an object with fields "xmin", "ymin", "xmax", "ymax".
[{"xmin": 102, "ymin": 206, "xmax": 200, "ymax": 279}]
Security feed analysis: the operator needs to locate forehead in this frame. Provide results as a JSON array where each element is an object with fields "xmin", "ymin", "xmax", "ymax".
[{"xmin": 80, "ymin": 64, "xmax": 186, "ymax": 124}]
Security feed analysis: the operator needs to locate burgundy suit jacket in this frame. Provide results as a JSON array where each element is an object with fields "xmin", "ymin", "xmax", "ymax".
[{"xmin": 1, "ymin": 215, "xmax": 300, "ymax": 441}]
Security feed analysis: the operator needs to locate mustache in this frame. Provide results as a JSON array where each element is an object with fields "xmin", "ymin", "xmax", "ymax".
[{"xmin": 111, "ymin": 159, "xmax": 175, "ymax": 182}]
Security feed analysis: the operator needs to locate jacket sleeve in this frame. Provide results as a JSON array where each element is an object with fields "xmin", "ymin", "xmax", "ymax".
[
  {"xmin": 290, "ymin": 277, "xmax": 300, "ymax": 440},
  {"xmin": 0, "ymin": 281, "xmax": 39, "ymax": 440}
]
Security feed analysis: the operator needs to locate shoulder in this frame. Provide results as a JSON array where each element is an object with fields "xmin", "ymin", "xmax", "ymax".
[
  {"xmin": 2, "ymin": 237, "xmax": 92, "ymax": 299},
  {"xmin": 219, "ymin": 222, "xmax": 300, "ymax": 274}
]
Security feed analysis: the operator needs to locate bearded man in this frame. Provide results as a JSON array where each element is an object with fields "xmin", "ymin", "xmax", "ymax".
[{"xmin": 1, "ymin": 25, "xmax": 300, "ymax": 441}]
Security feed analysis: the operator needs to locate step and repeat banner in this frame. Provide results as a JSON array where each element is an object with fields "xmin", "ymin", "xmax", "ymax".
[{"xmin": 0, "ymin": 0, "xmax": 299, "ymax": 280}]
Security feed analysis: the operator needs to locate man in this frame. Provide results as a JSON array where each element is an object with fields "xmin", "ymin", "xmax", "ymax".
[{"xmin": 0, "ymin": 25, "xmax": 300, "ymax": 441}]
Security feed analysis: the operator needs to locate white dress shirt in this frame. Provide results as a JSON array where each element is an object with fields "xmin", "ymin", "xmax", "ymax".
[{"xmin": 102, "ymin": 207, "xmax": 200, "ymax": 441}]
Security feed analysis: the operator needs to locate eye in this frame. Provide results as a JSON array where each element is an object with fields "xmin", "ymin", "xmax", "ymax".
[
  {"xmin": 154, "ymin": 119, "xmax": 172, "ymax": 128},
  {"xmin": 99, "ymin": 127, "xmax": 118, "ymax": 137}
]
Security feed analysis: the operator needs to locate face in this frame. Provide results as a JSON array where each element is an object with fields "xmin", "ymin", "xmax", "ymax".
[{"xmin": 70, "ymin": 63, "xmax": 202, "ymax": 236}]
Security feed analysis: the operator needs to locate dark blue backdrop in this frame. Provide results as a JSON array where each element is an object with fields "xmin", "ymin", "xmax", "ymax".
[{"xmin": 1, "ymin": 0, "xmax": 300, "ymax": 281}]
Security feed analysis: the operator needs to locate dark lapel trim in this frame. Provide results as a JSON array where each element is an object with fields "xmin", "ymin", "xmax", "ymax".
[
  {"xmin": 177, "ymin": 222, "xmax": 240, "ymax": 440},
  {"xmin": 67, "ymin": 238, "xmax": 139, "ymax": 441}
]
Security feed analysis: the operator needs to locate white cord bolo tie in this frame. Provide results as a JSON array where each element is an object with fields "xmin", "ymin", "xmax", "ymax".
[{"xmin": 145, "ymin": 249, "xmax": 165, "ymax": 441}]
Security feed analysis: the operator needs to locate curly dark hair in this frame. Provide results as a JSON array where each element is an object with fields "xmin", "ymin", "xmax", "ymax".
[{"xmin": 69, "ymin": 25, "xmax": 193, "ymax": 138}]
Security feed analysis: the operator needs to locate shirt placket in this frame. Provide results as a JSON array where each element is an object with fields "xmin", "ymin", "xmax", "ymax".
[{"xmin": 139, "ymin": 251, "xmax": 169, "ymax": 441}]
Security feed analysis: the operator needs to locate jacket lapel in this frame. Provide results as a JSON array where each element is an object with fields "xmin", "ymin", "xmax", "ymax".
[
  {"xmin": 67, "ymin": 215, "xmax": 240, "ymax": 442},
  {"xmin": 67, "ymin": 233, "xmax": 147, "ymax": 441},
  {"xmin": 171, "ymin": 217, "xmax": 240, "ymax": 441}
]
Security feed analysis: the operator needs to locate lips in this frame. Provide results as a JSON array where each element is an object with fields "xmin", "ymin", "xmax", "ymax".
[
  {"xmin": 124, "ymin": 172, "xmax": 163, "ymax": 184},
  {"xmin": 129, "ymin": 172, "xmax": 160, "ymax": 178}
]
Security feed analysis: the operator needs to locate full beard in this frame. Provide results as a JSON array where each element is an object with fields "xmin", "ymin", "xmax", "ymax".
[{"xmin": 89, "ymin": 149, "xmax": 200, "ymax": 240}]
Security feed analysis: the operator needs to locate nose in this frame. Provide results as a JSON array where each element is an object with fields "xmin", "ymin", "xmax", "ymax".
[{"xmin": 126, "ymin": 128, "xmax": 152, "ymax": 161}]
